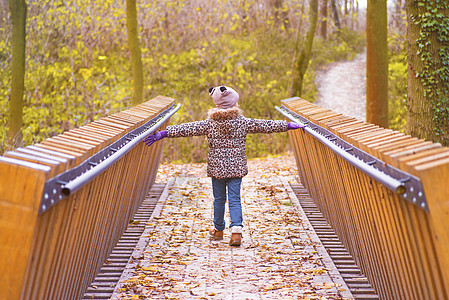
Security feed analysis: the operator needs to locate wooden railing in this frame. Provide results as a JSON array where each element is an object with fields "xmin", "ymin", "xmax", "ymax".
[
  {"xmin": 0, "ymin": 96, "xmax": 174, "ymax": 300},
  {"xmin": 282, "ymin": 97, "xmax": 449, "ymax": 300}
]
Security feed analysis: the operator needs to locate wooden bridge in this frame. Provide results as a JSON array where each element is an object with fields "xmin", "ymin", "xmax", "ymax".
[{"xmin": 1, "ymin": 96, "xmax": 449, "ymax": 299}]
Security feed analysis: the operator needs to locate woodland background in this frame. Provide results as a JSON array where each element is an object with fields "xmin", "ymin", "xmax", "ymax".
[{"xmin": 0, "ymin": 0, "xmax": 426, "ymax": 162}]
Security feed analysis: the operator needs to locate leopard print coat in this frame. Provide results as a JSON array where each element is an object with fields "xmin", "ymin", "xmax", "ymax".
[{"xmin": 166, "ymin": 107, "xmax": 288, "ymax": 179}]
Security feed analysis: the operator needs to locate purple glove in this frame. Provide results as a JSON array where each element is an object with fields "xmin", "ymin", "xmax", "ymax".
[
  {"xmin": 142, "ymin": 130, "xmax": 167, "ymax": 147},
  {"xmin": 287, "ymin": 122, "xmax": 306, "ymax": 131}
]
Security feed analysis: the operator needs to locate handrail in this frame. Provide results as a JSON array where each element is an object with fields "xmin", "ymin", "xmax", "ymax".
[
  {"xmin": 280, "ymin": 97, "xmax": 449, "ymax": 300},
  {"xmin": 276, "ymin": 104, "xmax": 427, "ymax": 211},
  {"xmin": 0, "ymin": 95, "xmax": 175, "ymax": 300},
  {"xmin": 39, "ymin": 103, "xmax": 180, "ymax": 213}
]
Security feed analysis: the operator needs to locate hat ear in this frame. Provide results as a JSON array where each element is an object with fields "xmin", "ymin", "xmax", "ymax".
[{"xmin": 219, "ymin": 86, "xmax": 227, "ymax": 92}]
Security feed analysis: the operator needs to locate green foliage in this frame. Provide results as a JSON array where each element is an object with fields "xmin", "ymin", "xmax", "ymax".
[
  {"xmin": 410, "ymin": 1, "xmax": 449, "ymax": 140},
  {"xmin": 146, "ymin": 27, "xmax": 364, "ymax": 162},
  {"xmin": 388, "ymin": 33, "xmax": 407, "ymax": 133},
  {"xmin": 145, "ymin": 29, "xmax": 299, "ymax": 162},
  {"xmin": 312, "ymin": 27, "xmax": 366, "ymax": 67},
  {"xmin": 1, "ymin": 0, "xmax": 130, "ymax": 152},
  {"xmin": 1, "ymin": 0, "xmax": 365, "ymax": 161}
]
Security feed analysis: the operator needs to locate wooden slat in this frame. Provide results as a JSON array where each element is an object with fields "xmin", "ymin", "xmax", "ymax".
[
  {"xmin": 0, "ymin": 96, "xmax": 175, "ymax": 299},
  {"xmin": 415, "ymin": 158, "xmax": 449, "ymax": 296},
  {"xmin": 0, "ymin": 158, "xmax": 50, "ymax": 300},
  {"xmin": 282, "ymin": 97, "xmax": 449, "ymax": 299}
]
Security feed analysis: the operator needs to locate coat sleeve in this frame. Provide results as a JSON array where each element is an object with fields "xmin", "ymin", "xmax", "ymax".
[
  {"xmin": 166, "ymin": 120, "xmax": 209, "ymax": 138},
  {"xmin": 245, "ymin": 118, "xmax": 289, "ymax": 134}
]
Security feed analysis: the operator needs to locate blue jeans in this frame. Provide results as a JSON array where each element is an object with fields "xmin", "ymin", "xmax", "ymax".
[{"xmin": 211, "ymin": 177, "xmax": 243, "ymax": 231}]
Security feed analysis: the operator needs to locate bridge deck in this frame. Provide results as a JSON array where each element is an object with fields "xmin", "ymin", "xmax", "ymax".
[
  {"xmin": 4, "ymin": 97, "xmax": 449, "ymax": 299},
  {"xmin": 85, "ymin": 155, "xmax": 369, "ymax": 299}
]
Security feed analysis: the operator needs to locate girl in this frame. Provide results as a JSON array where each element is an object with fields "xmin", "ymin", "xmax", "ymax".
[{"xmin": 143, "ymin": 86, "xmax": 304, "ymax": 246}]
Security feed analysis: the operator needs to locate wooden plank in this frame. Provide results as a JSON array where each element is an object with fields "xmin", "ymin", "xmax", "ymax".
[
  {"xmin": 35, "ymin": 142, "xmax": 87, "ymax": 161},
  {"xmin": 283, "ymin": 97, "xmax": 449, "ymax": 299},
  {"xmin": 401, "ymin": 150, "xmax": 449, "ymax": 171},
  {"xmin": 364, "ymin": 133, "xmax": 408, "ymax": 148},
  {"xmin": 384, "ymin": 143, "xmax": 439, "ymax": 166},
  {"xmin": 345, "ymin": 128, "xmax": 385, "ymax": 145},
  {"xmin": 354, "ymin": 130, "xmax": 396, "ymax": 146},
  {"xmin": 26, "ymin": 145, "xmax": 78, "ymax": 167},
  {"xmin": 414, "ymin": 158, "xmax": 449, "ymax": 298},
  {"xmin": 19, "ymin": 153, "xmax": 67, "ymax": 300},
  {"xmin": 375, "ymin": 139, "xmax": 424, "ymax": 158},
  {"xmin": 0, "ymin": 96, "xmax": 175, "ymax": 299},
  {"xmin": 333, "ymin": 120, "xmax": 365, "ymax": 130},
  {"xmin": 4, "ymin": 151, "xmax": 64, "ymax": 175},
  {"xmin": 0, "ymin": 158, "xmax": 50, "ymax": 300},
  {"xmin": 324, "ymin": 117, "xmax": 358, "ymax": 128},
  {"xmin": 16, "ymin": 148, "xmax": 69, "ymax": 167}
]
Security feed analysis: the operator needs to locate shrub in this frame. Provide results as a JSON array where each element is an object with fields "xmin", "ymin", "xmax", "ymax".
[{"xmin": 388, "ymin": 33, "xmax": 407, "ymax": 133}]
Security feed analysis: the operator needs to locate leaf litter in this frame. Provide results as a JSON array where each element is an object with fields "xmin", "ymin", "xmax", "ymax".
[{"xmin": 114, "ymin": 153, "xmax": 352, "ymax": 299}]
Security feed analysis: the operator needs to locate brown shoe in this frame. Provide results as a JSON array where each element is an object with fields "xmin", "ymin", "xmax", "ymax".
[
  {"xmin": 209, "ymin": 227, "xmax": 223, "ymax": 240},
  {"xmin": 229, "ymin": 233, "xmax": 242, "ymax": 246}
]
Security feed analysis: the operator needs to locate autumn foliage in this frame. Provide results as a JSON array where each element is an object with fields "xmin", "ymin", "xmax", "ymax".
[{"xmin": 0, "ymin": 0, "xmax": 364, "ymax": 161}]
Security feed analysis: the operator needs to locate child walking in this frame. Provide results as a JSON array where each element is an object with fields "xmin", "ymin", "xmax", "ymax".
[{"xmin": 143, "ymin": 86, "xmax": 304, "ymax": 246}]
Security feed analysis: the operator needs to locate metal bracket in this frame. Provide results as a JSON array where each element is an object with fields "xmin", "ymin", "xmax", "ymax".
[
  {"xmin": 39, "ymin": 103, "xmax": 180, "ymax": 214},
  {"xmin": 276, "ymin": 105, "xmax": 428, "ymax": 212}
]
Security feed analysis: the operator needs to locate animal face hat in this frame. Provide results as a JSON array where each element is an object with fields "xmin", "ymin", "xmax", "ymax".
[{"xmin": 208, "ymin": 86, "xmax": 239, "ymax": 109}]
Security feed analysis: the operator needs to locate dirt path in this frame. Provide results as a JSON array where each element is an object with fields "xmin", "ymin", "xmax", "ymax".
[{"xmin": 315, "ymin": 50, "xmax": 366, "ymax": 121}]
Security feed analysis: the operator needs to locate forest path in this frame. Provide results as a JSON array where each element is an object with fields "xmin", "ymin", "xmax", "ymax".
[{"xmin": 315, "ymin": 50, "xmax": 367, "ymax": 121}]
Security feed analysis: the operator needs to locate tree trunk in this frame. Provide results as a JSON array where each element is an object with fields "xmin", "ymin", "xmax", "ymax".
[
  {"xmin": 292, "ymin": 0, "xmax": 306, "ymax": 55},
  {"xmin": 405, "ymin": 0, "xmax": 449, "ymax": 144},
  {"xmin": 320, "ymin": 0, "xmax": 328, "ymax": 39},
  {"xmin": 366, "ymin": 0, "xmax": 388, "ymax": 128},
  {"xmin": 8, "ymin": 0, "xmax": 27, "ymax": 148},
  {"xmin": 271, "ymin": 0, "xmax": 289, "ymax": 29},
  {"xmin": 290, "ymin": 0, "xmax": 318, "ymax": 97},
  {"xmin": 126, "ymin": 0, "xmax": 144, "ymax": 105},
  {"xmin": 331, "ymin": 0, "xmax": 341, "ymax": 30},
  {"xmin": 344, "ymin": 0, "xmax": 349, "ymax": 27},
  {"xmin": 351, "ymin": 0, "xmax": 355, "ymax": 30}
]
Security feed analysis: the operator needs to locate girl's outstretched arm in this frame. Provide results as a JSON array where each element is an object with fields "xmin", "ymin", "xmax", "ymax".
[
  {"xmin": 143, "ymin": 120, "xmax": 210, "ymax": 147},
  {"xmin": 246, "ymin": 119, "xmax": 306, "ymax": 134},
  {"xmin": 142, "ymin": 130, "xmax": 167, "ymax": 147},
  {"xmin": 166, "ymin": 120, "xmax": 209, "ymax": 138},
  {"xmin": 287, "ymin": 122, "xmax": 307, "ymax": 130}
]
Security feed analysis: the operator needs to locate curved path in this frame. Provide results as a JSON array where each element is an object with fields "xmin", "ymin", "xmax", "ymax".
[{"xmin": 315, "ymin": 50, "xmax": 367, "ymax": 121}]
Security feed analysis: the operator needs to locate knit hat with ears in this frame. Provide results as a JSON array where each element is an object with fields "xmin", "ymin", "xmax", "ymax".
[{"xmin": 208, "ymin": 86, "xmax": 239, "ymax": 109}]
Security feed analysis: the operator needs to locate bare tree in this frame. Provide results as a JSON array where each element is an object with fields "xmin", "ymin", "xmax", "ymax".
[
  {"xmin": 330, "ymin": 0, "xmax": 341, "ymax": 30},
  {"xmin": 320, "ymin": 0, "xmax": 328, "ymax": 39},
  {"xmin": 366, "ymin": 0, "xmax": 388, "ymax": 127},
  {"xmin": 290, "ymin": 0, "xmax": 319, "ymax": 97},
  {"xmin": 8, "ymin": 0, "xmax": 27, "ymax": 148},
  {"xmin": 126, "ymin": 0, "xmax": 144, "ymax": 105}
]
